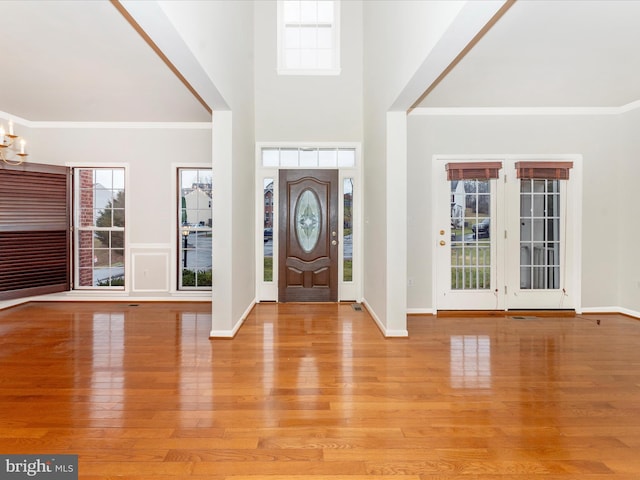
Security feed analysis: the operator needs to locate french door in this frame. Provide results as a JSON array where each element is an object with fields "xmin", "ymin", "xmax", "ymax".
[{"xmin": 434, "ymin": 157, "xmax": 580, "ymax": 311}]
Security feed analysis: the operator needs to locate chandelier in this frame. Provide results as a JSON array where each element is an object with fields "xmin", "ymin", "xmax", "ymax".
[{"xmin": 0, "ymin": 120, "xmax": 28, "ymax": 165}]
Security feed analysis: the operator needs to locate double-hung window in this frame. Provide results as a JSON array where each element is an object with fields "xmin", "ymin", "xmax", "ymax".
[
  {"xmin": 178, "ymin": 168, "xmax": 212, "ymax": 290},
  {"xmin": 277, "ymin": 0, "xmax": 340, "ymax": 75},
  {"xmin": 74, "ymin": 168, "xmax": 125, "ymax": 289}
]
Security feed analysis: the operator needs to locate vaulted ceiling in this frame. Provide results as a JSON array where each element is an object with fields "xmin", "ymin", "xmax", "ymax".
[
  {"xmin": 419, "ymin": 0, "xmax": 640, "ymax": 109},
  {"xmin": 2, "ymin": 0, "xmax": 639, "ymax": 123},
  {"xmin": 0, "ymin": 0, "xmax": 209, "ymax": 122}
]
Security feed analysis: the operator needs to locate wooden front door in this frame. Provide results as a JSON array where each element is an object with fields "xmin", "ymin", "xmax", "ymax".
[{"xmin": 279, "ymin": 169, "xmax": 338, "ymax": 302}]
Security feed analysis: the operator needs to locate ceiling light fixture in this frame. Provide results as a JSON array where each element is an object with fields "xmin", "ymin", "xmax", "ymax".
[{"xmin": 0, "ymin": 120, "xmax": 28, "ymax": 165}]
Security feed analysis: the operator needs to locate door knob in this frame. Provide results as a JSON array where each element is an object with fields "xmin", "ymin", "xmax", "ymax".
[
  {"xmin": 332, "ymin": 240, "xmax": 338, "ymax": 246},
  {"xmin": 439, "ymin": 240, "xmax": 446, "ymax": 246}
]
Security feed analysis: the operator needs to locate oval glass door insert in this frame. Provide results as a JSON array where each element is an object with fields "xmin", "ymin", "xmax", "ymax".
[{"xmin": 295, "ymin": 189, "xmax": 321, "ymax": 253}]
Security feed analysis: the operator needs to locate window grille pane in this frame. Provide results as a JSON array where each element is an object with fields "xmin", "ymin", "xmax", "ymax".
[
  {"xmin": 318, "ymin": 149, "xmax": 337, "ymax": 167},
  {"xmin": 285, "ymin": 49, "xmax": 301, "ymax": 69},
  {"xmin": 280, "ymin": 149, "xmax": 299, "ymax": 167},
  {"xmin": 317, "ymin": 49, "xmax": 333, "ymax": 69},
  {"xmin": 299, "ymin": 149, "xmax": 318, "ymax": 167},
  {"xmin": 300, "ymin": 0, "xmax": 317, "ymax": 22},
  {"xmin": 337, "ymin": 149, "xmax": 355, "ymax": 167},
  {"xmin": 317, "ymin": 27, "xmax": 332, "ymax": 49},
  {"xmin": 300, "ymin": 26, "xmax": 317, "ymax": 48},
  {"xmin": 113, "ymin": 169, "xmax": 125, "ymax": 189},
  {"xmin": 317, "ymin": 0, "xmax": 333, "ymax": 22},
  {"xmin": 285, "ymin": 26, "xmax": 301, "ymax": 48},
  {"xmin": 95, "ymin": 169, "xmax": 113, "ymax": 189},
  {"xmin": 300, "ymin": 48, "xmax": 317, "ymax": 68},
  {"xmin": 283, "ymin": 0, "xmax": 300, "ymax": 22},
  {"xmin": 263, "ymin": 149, "xmax": 280, "ymax": 167}
]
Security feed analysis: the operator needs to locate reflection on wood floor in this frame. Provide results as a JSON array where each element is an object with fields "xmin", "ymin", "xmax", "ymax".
[{"xmin": 1, "ymin": 301, "xmax": 640, "ymax": 479}]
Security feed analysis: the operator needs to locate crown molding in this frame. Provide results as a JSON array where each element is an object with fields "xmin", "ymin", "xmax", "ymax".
[
  {"xmin": 31, "ymin": 121, "xmax": 212, "ymax": 129},
  {"xmin": 0, "ymin": 111, "xmax": 211, "ymax": 129},
  {"xmin": 410, "ymin": 100, "xmax": 640, "ymax": 117}
]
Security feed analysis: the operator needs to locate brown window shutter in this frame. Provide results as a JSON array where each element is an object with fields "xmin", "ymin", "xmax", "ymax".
[
  {"xmin": 515, "ymin": 161, "xmax": 574, "ymax": 180},
  {"xmin": 0, "ymin": 162, "xmax": 71, "ymax": 301},
  {"xmin": 445, "ymin": 162, "xmax": 502, "ymax": 181}
]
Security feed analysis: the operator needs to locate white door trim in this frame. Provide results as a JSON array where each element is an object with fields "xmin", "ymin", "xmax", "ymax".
[
  {"xmin": 432, "ymin": 154, "xmax": 582, "ymax": 312},
  {"xmin": 255, "ymin": 142, "xmax": 363, "ymax": 303}
]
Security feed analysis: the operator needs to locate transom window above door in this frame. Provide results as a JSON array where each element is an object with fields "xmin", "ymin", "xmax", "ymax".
[{"xmin": 262, "ymin": 147, "xmax": 355, "ymax": 168}]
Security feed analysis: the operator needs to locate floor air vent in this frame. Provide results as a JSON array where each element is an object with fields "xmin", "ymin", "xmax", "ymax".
[
  {"xmin": 351, "ymin": 303, "xmax": 363, "ymax": 312},
  {"xmin": 511, "ymin": 316, "xmax": 538, "ymax": 320}
]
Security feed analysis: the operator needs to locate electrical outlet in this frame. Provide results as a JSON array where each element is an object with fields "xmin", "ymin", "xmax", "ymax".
[{"xmin": 407, "ymin": 277, "xmax": 415, "ymax": 287}]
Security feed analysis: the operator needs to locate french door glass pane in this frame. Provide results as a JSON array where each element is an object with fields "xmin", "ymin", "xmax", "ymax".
[
  {"xmin": 450, "ymin": 179, "xmax": 491, "ymax": 290},
  {"xmin": 520, "ymin": 179, "xmax": 560, "ymax": 289}
]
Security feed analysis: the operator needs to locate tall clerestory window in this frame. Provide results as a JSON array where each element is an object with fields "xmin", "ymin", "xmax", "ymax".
[{"xmin": 277, "ymin": 0, "xmax": 341, "ymax": 75}]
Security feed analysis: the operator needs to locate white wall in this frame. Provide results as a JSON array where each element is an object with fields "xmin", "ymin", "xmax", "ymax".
[
  {"xmin": 253, "ymin": 0, "xmax": 363, "ymax": 142},
  {"xmin": 407, "ymin": 112, "xmax": 627, "ymax": 312},
  {"xmin": 159, "ymin": 1, "xmax": 256, "ymax": 334},
  {"xmin": 361, "ymin": 1, "xmax": 481, "ymax": 333},
  {"xmin": 0, "ymin": 125, "xmax": 211, "ymax": 309},
  {"xmin": 619, "ymin": 108, "xmax": 640, "ymax": 314}
]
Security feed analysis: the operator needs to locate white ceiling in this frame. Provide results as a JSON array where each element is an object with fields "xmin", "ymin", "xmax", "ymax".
[
  {"xmin": 420, "ymin": 0, "xmax": 640, "ymax": 108},
  {"xmin": 0, "ymin": 0, "xmax": 210, "ymax": 122},
  {"xmin": 2, "ymin": 0, "xmax": 639, "ymax": 123}
]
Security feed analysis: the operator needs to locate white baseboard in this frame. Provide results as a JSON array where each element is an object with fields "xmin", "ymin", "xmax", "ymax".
[
  {"xmin": 619, "ymin": 307, "xmax": 640, "ymax": 319},
  {"xmin": 209, "ymin": 299, "xmax": 256, "ymax": 338},
  {"xmin": 407, "ymin": 308, "xmax": 436, "ymax": 315},
  {"xmin": 362, "ymin": 298, "xmax": 409, "ymax": 337},
  {"xmin": 581, "ymin": 306, "xmax": 640, "ymax": 319},
  {"xmin": 1, "ymin": 292, "xmax": 212, "ymax": 311},
  {"xmin": 407, "ymin": 305, "xmax": 640, "ymax": 320}
]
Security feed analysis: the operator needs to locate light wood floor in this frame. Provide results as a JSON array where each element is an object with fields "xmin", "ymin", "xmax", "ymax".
[{"xmin": 1, "ymin": 302, "xmax": 640, "ymax": 479}]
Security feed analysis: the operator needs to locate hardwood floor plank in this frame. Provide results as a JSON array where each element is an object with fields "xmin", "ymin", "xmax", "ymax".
[{"xmin": 2, "ymin": 302, "xmax": 640, "ymax": 478}]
